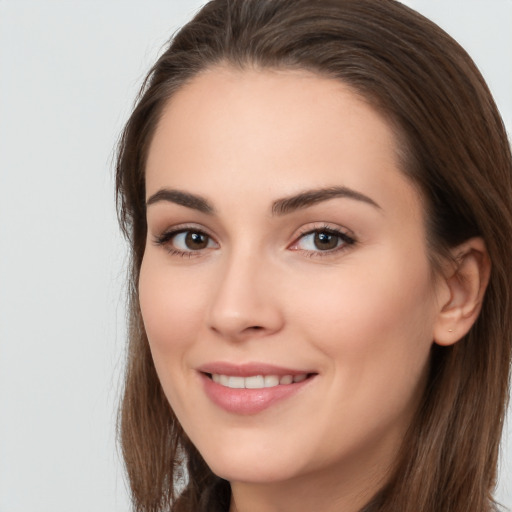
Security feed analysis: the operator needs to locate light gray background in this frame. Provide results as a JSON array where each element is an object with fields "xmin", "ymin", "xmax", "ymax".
[{"xmin": 0, "ymin": 1, "xmax": 510, "ymax": 511}]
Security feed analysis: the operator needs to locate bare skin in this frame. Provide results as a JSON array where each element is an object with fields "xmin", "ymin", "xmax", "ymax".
[{"xmin": 139, "ymin": 66, "xmax": 489, "ymax": 512}]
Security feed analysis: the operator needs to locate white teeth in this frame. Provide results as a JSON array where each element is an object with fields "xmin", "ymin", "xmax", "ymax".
[
  {"xmin": 264, "ymin": 375, "xmax": 279, "ymax": 387},
  {"xmin": 279, "ymin": 375, "xmax": 293, "ymax": 385},
  {"xmin": 228, "ymin": 376, "xmax": 245, "ymax": 389},
  {"xmin": 245, "ymin": 375, "xmax": 265, "ymax": 389},
  {"xmin": 211, "ymin": 373, "xmax": 308, "ymax": 389}
]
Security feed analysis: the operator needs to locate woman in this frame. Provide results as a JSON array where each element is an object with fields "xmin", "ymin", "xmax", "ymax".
[{"xmin": 115, "ymin": 0, "xmax": 512, "ymax": 511}]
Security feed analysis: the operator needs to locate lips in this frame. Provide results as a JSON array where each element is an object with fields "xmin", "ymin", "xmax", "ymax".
[{"xmin": 197, "ymin": 362, "xmax": 316, "ymax": 414}]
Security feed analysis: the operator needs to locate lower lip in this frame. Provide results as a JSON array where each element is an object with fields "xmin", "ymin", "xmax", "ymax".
[{"xmin": 200, "ymin": 373, "xmax": 314, "ymax": 415}]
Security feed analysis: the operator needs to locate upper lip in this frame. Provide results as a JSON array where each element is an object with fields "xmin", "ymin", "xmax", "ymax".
[{"xmin": 197, "ymin": 362, "xmax": 315, "ymax": 377}]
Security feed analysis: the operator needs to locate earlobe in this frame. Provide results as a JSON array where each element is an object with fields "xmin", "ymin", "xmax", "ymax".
[{"xmin": 433, "ymin": 237, "xmax": 491, "ymax": 347}]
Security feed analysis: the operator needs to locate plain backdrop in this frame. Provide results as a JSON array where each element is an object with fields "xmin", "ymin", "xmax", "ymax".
[{"xmin": 0, "ymin": 1, "xmax": 510, "ymax": 511}]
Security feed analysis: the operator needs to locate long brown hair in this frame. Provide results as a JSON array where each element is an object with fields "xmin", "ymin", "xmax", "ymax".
[{"xmin": 115, "ymin": 1, "xmax": 512, "ymax": 510}]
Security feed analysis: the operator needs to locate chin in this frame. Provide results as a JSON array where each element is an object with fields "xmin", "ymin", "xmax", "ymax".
[{"xmin": 202, "ymin": 445, "xmax": 304, "ymax": 484}]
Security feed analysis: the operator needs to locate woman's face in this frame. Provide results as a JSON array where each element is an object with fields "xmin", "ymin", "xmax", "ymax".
[{"xmin": 140, "ymin": 67, "xmax": 444, "ymax": 495}]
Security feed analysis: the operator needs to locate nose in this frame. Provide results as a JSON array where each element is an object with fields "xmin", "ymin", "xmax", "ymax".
[{"xmin": 206, "ymin": 250, "xmax": 285, "ymax": 341}]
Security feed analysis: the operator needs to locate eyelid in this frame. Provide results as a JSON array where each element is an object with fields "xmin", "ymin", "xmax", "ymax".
[
  {"xmin": 152, "ymin": 222, "xmax": 215, "ymax": 239},
  {"xmin": 288, "ymin": 223, "xmax": 357, "ymax": 255},
  {"xmin": 152, "ymin": 223, "xmax": 219, "ymax": 254},
  {"xmin": 151, "ymin": 221, "xmax": 356, "ymax": 258}
]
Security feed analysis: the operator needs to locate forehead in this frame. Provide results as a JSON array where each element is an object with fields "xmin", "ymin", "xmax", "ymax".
[{"xmin": 145, "ymin": 66, "xmax": 422, "ymax": 221}]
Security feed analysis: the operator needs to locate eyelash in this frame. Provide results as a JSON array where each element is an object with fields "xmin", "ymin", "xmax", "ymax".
[
  {"xmin": 153, "ymin": 225, "xmax": 215, "ymax": 258},
  {"xmin": 152, "ymin": 224, "xmax": 357, "ymax": 259},
  {"xmin": 291, "ymin": 225, "xmax": 356, "ymax": 258}
]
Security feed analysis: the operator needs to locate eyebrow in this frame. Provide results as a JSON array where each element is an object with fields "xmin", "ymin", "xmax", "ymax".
[
  {"xmin": 271, "ymin": 186, "xmax": 381, "ymax": 215},
  {"xmin": 146, "ymin": 189, "xmax": 215, "ymax": 214},
  {"xmin": 145, "ymin": 185, "xmax": 380, "ymax": 215}
]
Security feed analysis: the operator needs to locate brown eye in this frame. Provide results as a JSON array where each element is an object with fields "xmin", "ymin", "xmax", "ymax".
[
  {"xmin": 290, "ymin": 227, "xmax": 356, "ymax": 255},
  {"xmin": 313, "ymin": 231, "xmax": 339, "ymax": 250},
  {"xmin": 161, "ymin": 230, "xmax": 217, "ymax": 253},
  {"xmin": 184, "ymin": 231, "xmax": 210, "ymax": 250}
]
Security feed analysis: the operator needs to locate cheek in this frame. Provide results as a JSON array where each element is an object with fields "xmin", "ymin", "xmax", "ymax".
[
  {"xmin": 291, "ymin": 251, "xmax": 436, "ymax": 399},
  {"xmin": 138, "ymin": 253, "xmax": 215, "ymax": 421},
  {"xmin": 298, "ymin": 257, "xmax": 433, "ymax": 334},
  {"xmin": 282, "ymin": 255, "xmax": 436, "ymax": 463},
  {"xmin": 138, "ymin": 254, "xmax": 206, "ymax": 364}
]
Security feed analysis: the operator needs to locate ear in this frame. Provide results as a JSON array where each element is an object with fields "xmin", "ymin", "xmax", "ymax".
[{"xmin": 433, "ymin": 237, "xmax": 491, "ymax": 346}]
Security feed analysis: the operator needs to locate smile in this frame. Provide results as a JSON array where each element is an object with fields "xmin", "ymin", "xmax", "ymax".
[
  {"xmin": 198, "ymin": 364, "xmax": 317, "ymax": 414},
  {"xmin": 210, "ymin": 373, "xmax": 309, "ymax": 389}
]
